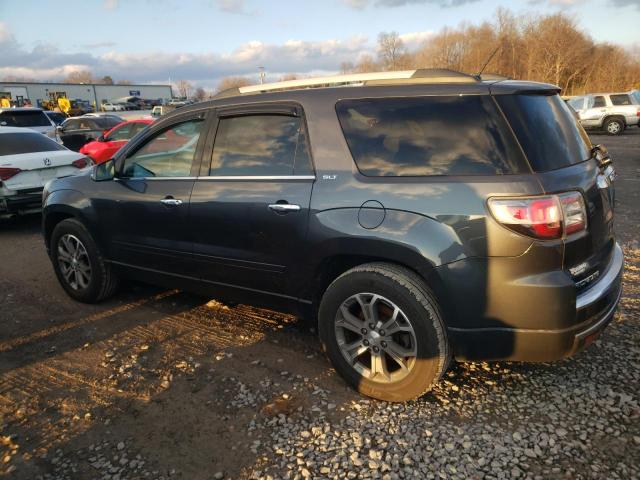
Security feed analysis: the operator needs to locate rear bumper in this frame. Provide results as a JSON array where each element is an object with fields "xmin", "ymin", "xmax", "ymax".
[
  {"xmin": 0, "ymin": 190, "xmax": 44, "ymax": 215},
  {"xmin": 449, "ymin": 243, "xmax": 624, "ymax": 362}
]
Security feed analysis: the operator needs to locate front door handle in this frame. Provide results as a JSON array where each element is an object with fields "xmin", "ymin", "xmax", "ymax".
[
  {"xmin": 161, "ymin": 198, "xmax": 183, "ymax": 206},
  {"xmin": 268, "ymin": 203, "xmax": 301, "ymax": 213}
]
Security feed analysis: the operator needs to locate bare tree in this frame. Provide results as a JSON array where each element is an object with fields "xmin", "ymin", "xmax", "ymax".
[
  {"xmin": 97, "ymin": 75, "xmax": 114, "ymax": 85},
  {"xmin": 116, "ymin": 79, "xmax": 133, "ymax": 85},
  {"xmin": 377, "ymin": 32, "xmax": 406, "ymax": 71},
  {"xmin": 216, "ymin": 76, "xmax": 253, "ymax": 92},
  {"xmin": 340, "ymin": 61, "xmax": 355, "ymax": 74},
  {"xmin": 354, "ymin": 54, "xmax": 378, "ymax": 73},
  {"xmin": 194, "ymin": 87, "xmax": 207, "ymax": 101},
  {"xmin": 176, "ymin": 79, "xmax": 192, "ymax": 98},
  {"xmin": 65, "ymin": 70, "xmax": 94, "ymax": 84},
  {"xmin": 280, "ymin": 73, "xmax": 301, "ymax": 81}
]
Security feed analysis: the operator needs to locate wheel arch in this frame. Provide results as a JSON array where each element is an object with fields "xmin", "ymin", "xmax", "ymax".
[
  {"xmin": 603, "ymin": 114, "xmax": 626, "ymax": 127},
  {"xmin": 43, "ymin": 190, "xmax": 98, "ymax": 253}
]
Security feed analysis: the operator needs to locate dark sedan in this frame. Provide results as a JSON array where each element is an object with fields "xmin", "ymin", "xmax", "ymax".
[{"xmin": 58, "ymin": 116, "xmax": 122, "ymax": 151}]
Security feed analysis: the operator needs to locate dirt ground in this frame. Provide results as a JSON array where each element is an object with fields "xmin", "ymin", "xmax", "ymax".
[{"xmin": 1, "ymin": 129, "xmax": 638, "ymax": 480}]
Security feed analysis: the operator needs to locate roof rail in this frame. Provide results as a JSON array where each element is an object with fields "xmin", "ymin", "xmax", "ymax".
[{"xmin": 232, "ymin": 68, "xmax": 478, "ymax": 96}]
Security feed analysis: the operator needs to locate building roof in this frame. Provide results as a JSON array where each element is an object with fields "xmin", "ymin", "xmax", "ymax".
[{"xmin": 0, "ymin": 81, "xmax": 171, "ymax": 88}]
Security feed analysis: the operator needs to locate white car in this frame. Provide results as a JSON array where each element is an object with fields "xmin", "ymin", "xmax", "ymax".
[
  {"xmin": 0, "ymin": 127, "xmax": 91, "ymax": 217},
  {"xmin": 0, "ymin": 107, "xmax": 57, "ymax": 140},
  {"xmin": 101, "ymin": 103, "xmax": 125, "ymax": 112}
]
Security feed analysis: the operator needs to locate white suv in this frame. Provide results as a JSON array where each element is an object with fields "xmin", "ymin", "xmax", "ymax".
[
  {"xmin": 567, "ymin": 92, "xmax": 640, "ymax": 135},
  {"xmin": 0, "ymin": 107, "xmax": 57, "ymax": 140}
]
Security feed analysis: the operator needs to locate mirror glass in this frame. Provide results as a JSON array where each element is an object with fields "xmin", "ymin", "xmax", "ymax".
[{"xmin": 91, "ymin": 158, "xmax": 115, "ymax": 181}]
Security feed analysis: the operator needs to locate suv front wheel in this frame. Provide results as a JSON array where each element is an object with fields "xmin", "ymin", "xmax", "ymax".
[
  {"xmin": 50, "ymin": 218, "xmax": 119, "ymax": 303},
  {"xmin": 318, "ymin": 263, "xmax": 449, "ymax": 402}
]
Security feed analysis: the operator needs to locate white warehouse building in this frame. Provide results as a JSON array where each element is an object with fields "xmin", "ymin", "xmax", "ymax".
[{"xmin": 0, "ymin": 82, "xmax": 173, "ymax": 108}]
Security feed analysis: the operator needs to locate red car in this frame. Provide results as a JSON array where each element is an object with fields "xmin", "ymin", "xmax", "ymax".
[{"xmin": 80, "ymin": 119, "xmax": 153, "ymax": 164}]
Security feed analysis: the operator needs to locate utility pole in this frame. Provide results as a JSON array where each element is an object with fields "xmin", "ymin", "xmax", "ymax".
[{"xmin": 258, "ymin": 66, "xmax": 266, "ymax": 85}]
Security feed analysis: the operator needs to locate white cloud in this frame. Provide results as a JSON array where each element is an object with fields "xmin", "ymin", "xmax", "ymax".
[
  {"xmin": 345, "ymin": 0, "xmax": 480, "ymax": 8},
  {"xmin": 216, "ymin": 0, "xmax": 247, "ymax": 14},
  {"xmin": 0, "ymin": 21, "xmax": 15, "ymax": 44},
  {"xmin": 103, "ymin": 0, "xmax": 119, "ymax": 10},
  {"xmin": 0, "ymin": 33, "xmax": 376, "ymax": 89},
  {"xmin": 399, "ymin": 31, "xmax": 434, "ymax": 50}
]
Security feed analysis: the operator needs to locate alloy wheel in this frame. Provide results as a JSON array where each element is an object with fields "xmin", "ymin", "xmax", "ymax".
[
  {"xmin": 334, "ymin": 293, "xmax": 418, "ymax": 383},
  {"xmin": 57, "ymin": 234, "xmax": 92, "ymax": 291}
]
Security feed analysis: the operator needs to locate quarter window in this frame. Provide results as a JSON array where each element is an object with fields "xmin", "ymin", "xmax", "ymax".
[
  {"xmin": 210, "ymin": 114, "xmax": 308, "ymax": 176},
  {"xmin": 336, "ymin": 96, "xmax": 528, "ymax": 177},
  {"xmin": 123, "ymin": 119, "xmax": 203, "ymax": 178},
  {"xmin": 610, "ymin": 94, "xmax": 632, "ymax": 106}
]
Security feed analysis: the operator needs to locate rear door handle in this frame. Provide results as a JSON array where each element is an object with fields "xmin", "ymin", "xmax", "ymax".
[
  {"xmin": 161, "ymin": 198, "xmax": 183, "ymax": 206},
  {"xmin": 268, "ymin": 203, "xmax": 301, "ymax": 213}
]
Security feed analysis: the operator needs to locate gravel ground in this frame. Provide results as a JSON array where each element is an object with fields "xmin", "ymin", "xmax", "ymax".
[{"xmin": 0, "ymin": 130, "xmax": 638, "ymax": 479}]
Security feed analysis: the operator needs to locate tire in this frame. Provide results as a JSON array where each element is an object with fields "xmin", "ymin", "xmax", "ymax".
[
  {"xmin": 604, "ymin": 118, "xmax": 624, "ymax": 136},
  {"xmin": 318, "ymin": 262, "xmax": 449, "ymax": 402},
  {"xmin": 50, "ymin": 218, "xmax": 118, "ymax": 303}
]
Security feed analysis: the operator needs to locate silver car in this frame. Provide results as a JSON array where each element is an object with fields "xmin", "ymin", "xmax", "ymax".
[{"xmin": 567, "ymin": 92, "xmax": 640, "ymax": 135}]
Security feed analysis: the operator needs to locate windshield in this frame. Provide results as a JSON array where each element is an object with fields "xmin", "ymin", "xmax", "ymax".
[
  {"xmin": 0, "ymin": 110, "xmax": 51, "ymax": 128},
  {"xmin": 496, "ymin": 94, "xmax": 592, "ymax": 172}
]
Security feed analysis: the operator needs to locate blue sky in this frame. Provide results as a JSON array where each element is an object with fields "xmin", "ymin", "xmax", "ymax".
[{"xmin": 0, "ymin": 0, "xmax": 638, "ymax": 89}]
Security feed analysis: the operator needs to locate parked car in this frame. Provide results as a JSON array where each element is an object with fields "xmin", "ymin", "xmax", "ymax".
[
  {"xmin": 151, "ymin": 105, "xmax": 176, "ymax": 118},
  {"xmin": 80, "ymin": 119, "xmax": 153, "ymax": 164},
  {"xmin": 567, "ymin": 92, "xmax": 640, "ymax": 135},
  {"xmin": 101, "ymin": 103, "xmax": 125, "ymax": 112},
  {"xmin": 57, "ymin": 115, "xmax": 122, "ymax": 151},
  {"xmin": 44, "ymin": 110, "xmax": 67, "ymax": 126},
  {"xmin": 82, "ymin": 113, "xmax": 125, "ymax": 123},
  {"xmin": 0, "ymin": 127, "xmax": 90, "ymax": 217},
  {"xmin": 0, "ymin": 107, "xmax": 57, "ymax": 140},
  {"xmin": 42, "ymin": 69, "xmax": 622, "ymax": 402}
]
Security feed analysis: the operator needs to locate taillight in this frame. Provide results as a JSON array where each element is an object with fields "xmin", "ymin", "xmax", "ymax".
[
  {"xmin": 488, "ymin": 192, "xmax": 587, "ymax": 240},
  {"xmin": 559, "ymin": 191, "xmax": 587, "ymax": 235},
  {"xmin": 0, "ymin": 167, "xmax": 21, "ymax": 181},
  {"xmin": 71, "ymin": 157, "xmax": 90, "ymax": 169}
]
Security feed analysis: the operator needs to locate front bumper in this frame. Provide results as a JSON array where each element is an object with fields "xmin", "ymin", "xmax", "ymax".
[{"xmin": 449, "ymin": 243, "xmax": 624, "ymax": 362}]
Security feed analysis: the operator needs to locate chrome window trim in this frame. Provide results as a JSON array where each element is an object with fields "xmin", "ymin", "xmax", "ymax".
[{"xmin": 117, "ymin": 175, "xmax": 316, "ymax": 181}]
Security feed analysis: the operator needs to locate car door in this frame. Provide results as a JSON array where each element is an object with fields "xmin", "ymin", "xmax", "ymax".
[
  {"xmin": 95, "ymin": 111, "xmax": 208, "ymax": 277},
  {"xmin": 189, "ymin": 103, "xmax": 315, "ymax": 306},
  {"xmin": 101, "ymin": 122, "xmax": 137, "ymax": 159},
  {"xmin": 581, "ymin": 95, "xmax": 607, "ymax": 127},
  {"xmin": 61, "ymin": 118, "xmax": 98, "ymax": 151}
]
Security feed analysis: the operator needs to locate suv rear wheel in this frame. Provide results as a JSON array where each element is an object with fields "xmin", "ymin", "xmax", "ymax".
[
  {"xmin": 318, "ymin": 263, "xmax": 449, "ymax": 401},
  {"xmin": 50, "ymin": 218, "xmax": 119, "ymax": 303},
  {"xmin": 604, "ymin": 117, "xmax": 624, "ymax": 136}
]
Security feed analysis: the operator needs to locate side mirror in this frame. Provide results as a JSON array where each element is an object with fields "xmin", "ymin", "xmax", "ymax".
[
  {"xmin": 56, "ymin": 125, "xmax": 64, "ymax": 133},
  {"xmin": 97, "ymin": 135, "xmax": 106, "ymax": 142},
  {"xmin": 91, "ymin": 158, "xmax": 115, "ymax": 181}
]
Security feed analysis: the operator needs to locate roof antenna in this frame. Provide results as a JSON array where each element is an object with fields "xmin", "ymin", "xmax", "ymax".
[{"xmin": 475, "ymin": 45, "xmax": 501, "ymax": 79}]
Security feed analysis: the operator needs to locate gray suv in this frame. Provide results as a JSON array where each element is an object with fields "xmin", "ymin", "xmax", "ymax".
[{"xmin": 43, "ymin": 69, "xmax": 623, "ymax": 401}]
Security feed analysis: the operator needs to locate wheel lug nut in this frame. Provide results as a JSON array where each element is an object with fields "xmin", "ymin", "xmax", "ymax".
[
  {"xmin": 373, "ymin": 346, "xmax": 380, "ymax": 353},
  {"xmin": 361, "ymin": 328, "xmax": 368, "ymax": 334},
  {"xmin": 363, "ymin": 340, "xmax": 370, "ymax": 346},
  {"xmin": 381, "ymin": 341, "xmax": 387, "ymax": 348},
  {"xmin": 369, "ymin": 323, "xmax": 375, "ymax": 329},
  {"xmin": 379, "ymin": 330, "xmax": 385, "ymax": 336}
]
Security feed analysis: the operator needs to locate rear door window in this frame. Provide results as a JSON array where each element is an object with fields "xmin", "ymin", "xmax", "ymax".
[
  {"xmin": 209, "ymin": 114, "xmax": 309, "ymax": 176},
  {"xmin": 610, "ymin": 94, "xmax": 632, "ymax": 106},
  {"xmin": 496, "ymin": 94, "xmax": 592, "ymax": 172},
  {"xmin": 0, "ymin": 132, "xmax": 65, "ymax": 155},
  {"xmin": 592, "ymin": 96, "xmax": 606, "ymax": 108},
  {"xmin": 108, "ymin": 124, "xmax": 132, "ymax": 141},
  {"xmin": 336, "ymin": 96, "xmax": 528, "ymax": 177},
  {"xmin": 0, "ymin": 110, "xmax": 51, "ymax": 127}
]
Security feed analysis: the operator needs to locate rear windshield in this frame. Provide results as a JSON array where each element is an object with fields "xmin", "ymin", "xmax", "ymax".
[
  {"xmin": 0, "ymin": 110, "xmax": 51, "ymax": 128},
  {"xmin": 496, "ymin": 94, "xmax": 592, "ymax": 172},
  {"xmin": 0, "ymin": 132, "xmax": 66, "ymax": 156},
  {"xmin": 336, "ymin": 96, "xmax": 528, "ymax": 177}
]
